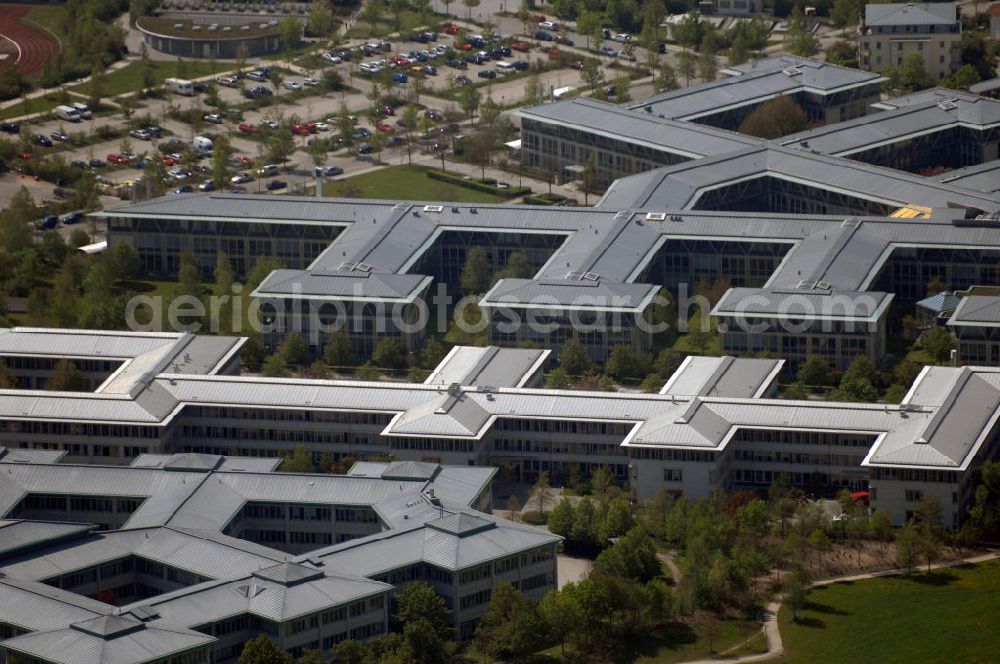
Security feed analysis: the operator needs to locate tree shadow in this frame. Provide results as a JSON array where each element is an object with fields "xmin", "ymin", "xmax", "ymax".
[
  {"xmin": 804, "ymin": 600, "xmax": 849, "ymax": 616},
  {"xmin": 793, "ymin": 615, "xmax": 826, "ymax": 629},
  {"xmin": 892, "ymin": 570, "xmax": 959, "ymax": 587},
  {"xmin": 611, "ymin": 621, "xmax": 697, "ymax": 662}
]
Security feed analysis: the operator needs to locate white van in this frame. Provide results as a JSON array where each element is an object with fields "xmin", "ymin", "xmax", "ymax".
[
  {"xmin": 552, "ymin": 86, "xmax": 573, "ymax": 100},
  {"xmin": 55, "ymin": 105, "xmax": 82, "ymax": 122},
  {"xmin": 193, "ymin": 135, "xmax": 213, "ymax": 155},
  {"xmin": 70, "ymin": 102, "xmax": 91, "ymax": 119},
  {"xmin": 165, "ymin": 78, "xmax": 195, "ymax": 96},
  {"xmin": 496, "ymin": 61, "xmax": 516, "ymax": 74}
]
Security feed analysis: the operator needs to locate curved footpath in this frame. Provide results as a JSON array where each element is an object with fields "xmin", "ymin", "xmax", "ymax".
[{"xmin": 678, "ymin": 550, "xmax": 999, "ymax": 664}]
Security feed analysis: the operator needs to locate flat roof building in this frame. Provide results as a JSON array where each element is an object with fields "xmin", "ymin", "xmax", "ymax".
[{"xmin": 859, "ymin": 2, "xmax": 962, "ymax": 80}]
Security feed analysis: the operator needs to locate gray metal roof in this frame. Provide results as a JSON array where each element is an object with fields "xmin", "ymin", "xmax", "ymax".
[
  {"xmin": 630, "ymin": 56, "xmax": 882, "ymax": 121},
  {"xmin": 130, "ymin": 453, "xmax": 282, "ymax": 473},
  {"xmin": 0, "ymin": 520, "xmax": 96, "ymax": 558},
  {"xmin": 0, "ymin": 577, "xmax": 109, "ymax": 632},
  {"xmin": 713, "ymin": 287, "xmax": 893, "ymax": 321},
  {"xmin": 0, "ymin": 615, "xmax": 214, "ymax": 664},
  {"xmin": 936, "ymin": 160, "xmax": 1000, "ymax": 194},
  {"xmin": 423, "ymin": 346, "xmax": 549, "ymax": 388},
  {"xmin": 659, "ymin": 356, "xmax": 784, "ymax": 398},
  {"xmin": 947, "ymin": 295, "xmax": 1000, "ymax": 326},
  {"xmin": 865, "ymin": 2, "xmax": 958, "ymax": 26},
  {"xmin": 0, "ymin": 447, "xmax": 67, "ymax": 464}
]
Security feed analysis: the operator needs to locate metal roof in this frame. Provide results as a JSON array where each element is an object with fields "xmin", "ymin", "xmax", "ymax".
[
  {"xmin": 659, "ymin": 356, "xmax": 784, "ymax": 398},
  {"xmin": 947, "ymin": 295, "xmax": 1000, "ymax": 325},
  {"xmin": 0, "ymin": 577, "xmax": 109, "ymax": 631},
  {"xmin": 423, "ymin": 346, "xmax": 549, "ymax": 388},
  {"xmin": 864, "ymin": 2, "xmax": 958, "ymax": 26},
  {"xmin": 0, "ymin": 520, "xmax": 96, "ymax": 558}
]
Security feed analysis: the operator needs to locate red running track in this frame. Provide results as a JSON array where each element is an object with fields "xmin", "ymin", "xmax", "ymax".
[{"xmin": 0, "ymin": 6, "xmax": 59, "ymax": 77}]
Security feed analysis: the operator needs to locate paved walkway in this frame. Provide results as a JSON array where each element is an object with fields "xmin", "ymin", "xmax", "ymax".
[{"xmin": 677, "ymin": 550, "xmax": 999, "ymax": 664}]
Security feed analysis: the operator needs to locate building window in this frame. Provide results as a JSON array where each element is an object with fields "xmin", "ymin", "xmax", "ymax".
[
  {"xmin": 663, "ymin": 468, "xmax": 683, "ymax": 483},
  {"xmin": 905, "ymin": 490, "xmax": 923, "ymax": 502}
]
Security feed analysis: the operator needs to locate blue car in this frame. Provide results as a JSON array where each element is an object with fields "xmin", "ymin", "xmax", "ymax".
[
  {"xmin": 392, "ymin": 72, "xmax": 408, "ymax": 83},
  {"xmin": 61, "ymin": 212, "xmax": 83, "ymax": 225}
]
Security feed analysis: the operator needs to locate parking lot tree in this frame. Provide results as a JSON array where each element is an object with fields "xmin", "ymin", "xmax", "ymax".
[
  {"xmin": 462, "ymin": 0, "xmax": 480, "ymax": 20},
  {"xmin": 401, "ymin": 104, "xmax": 419, "ymax": 165},
  {"xmin": 784, "ymin": 7, "xmax": 819, "ymax": 57},
  {"xmin": 389, "ymin": 0, "xmax": 407, "ymax": 31},
  {"xmin": 336, "ymin": 104, "xmax": 354, "ymax": 146},
  {"xmin": 580, "ymin": 58, "xmax": 604, "ymax": 92},
  {"xmin": 783, "ymin": 569, "xmax": 809, "ymax": 621},
  {"xmin": 677, "ymin": 50, "xmax": 696, "ymax": 85},
  {"xmin": 267, "ymin": 125, "xmax": 296, "ymax": 168},
  {"xmin": 458, "ymin": 84, "xmax": 482, "ymax": 124},
  {"xmin": 278, "ymin": 15, "xmax": 303, "ymax": 56},
  {"xmin": 211, "ymin": 135, "xmax": 235, "ymax": 190},
  {"xmin": 523, "ymin": 73, "xmax": 543, "ymax": 106},
  {"xmin": 674, "ymin": 11, "xmax": 703, "ymax": 52},
  {"xmin": 653, "ymin": 62, "xmax": 679, "ymax": 94},
  {"xmin": 307, "ymin": 0, "xmax": 335, "ymax": 38},
  {"xmin": 362, "ymin": 0, "xmax": 384, "ymax": 32}
]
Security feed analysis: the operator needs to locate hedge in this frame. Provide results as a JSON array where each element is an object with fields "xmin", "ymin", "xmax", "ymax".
[{"xmin": 426, "ymin": 169, "xmax": 531, "ymax": 198}]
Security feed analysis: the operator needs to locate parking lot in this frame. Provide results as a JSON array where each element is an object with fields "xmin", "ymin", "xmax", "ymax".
[{"xmin": 6, "ymin": 17, "xmax": 630, "ymax": 201}]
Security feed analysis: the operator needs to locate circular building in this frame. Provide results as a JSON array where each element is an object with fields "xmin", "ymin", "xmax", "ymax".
[{"xmin": 137, "ymin": 17, "xmax": 283, "ymax": 58}]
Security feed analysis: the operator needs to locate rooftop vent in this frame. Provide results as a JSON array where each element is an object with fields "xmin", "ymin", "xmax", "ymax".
[
  {"xmin": 355, "ymin": 262, "xmax": 373, "ymax": 272},
  {"xmin": 669, "ymin": 214, "xmax": 683, "ymax": 222},
  {"xmin": 645, "ymin": 212, "xmax": 667, "ymax": 221},
  {"xmin": 423, "ymin": 205, "xmax": 443, "ymax": 213},
  {"xmin": 582, "ymin": 271, "xmax": 600, "ymax": 281},
  {"xmin": 937, "ymin": 100, "xmax": 958, "ymax": 111},
  {"xmin": 782, "ymin": 66, "xmax": 803, "ymax": 77}
]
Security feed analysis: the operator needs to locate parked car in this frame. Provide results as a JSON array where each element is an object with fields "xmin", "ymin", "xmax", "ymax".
[
  {"xmin": 246, "ymin": 70, "xmax": 268, "ymax": 82},
  {"xmin": 538, "ymin": 20, "xmax": 558, "ymax": 30},
  {"xmin": 316, "ymin": 165, "xmax": 343, "ymax": 177},
  {"xmin": 356, "ymin": 143, "xmax": 375, "ymax": 154},
  {"xmin": 534, "ymin": 31, "xmax": 554, "ymax": 41},
  {"xmin": 40, "ymin": 215, "xmax": 58, "ymax": 230},
  {"xmin": 50, "ymin": 130, "xmax": 70, "ymax": 142},
  {"xmin": 313, "ymin": 122, "xmax": 330, "ymax": 132},
  {"xmin": 392, "ymin": 72, "xmax": 408, "ymax": 83},
  {"xmin": 0, "ymin": 122, "xmax": 18, "ymax": 134},
  {"xmin": 611, "ymin": 32, "xmax": 631, "ymax": 42},
  {"xmin": 600, "ymin": 46, "xmax": 618, "ymax": 57},
  {"xmin": 321, "ymin": 52, "xmax": 342, "ymax": 64},
  {"xmin": 62, "ymin": 212, "xmax": 84, "ymax": 225},
  {"xmin": 422, "ymin": 65, "xmax": 438, "ymax": 75},
  {"xmin": 556, "ymin": 35, "xmax": 574, "ymax": 46},
  {"xmin": 569, "ymin": 59, "xmax": 584, "ymax": 70},
  {"xmin": 258, "ymin": 119, "xmax": 280, "ymax": 130},
  {"xmin": 33, "ymin": 134, "xmax": 52, "ymax": 147},
  {"xmin": 106, "ymin": 153, "xmax": 129, "ymax": 165},
  {"xmin": 303, "ymin": 77, "xmax": 320, "ymax": 87},
  {"xmin": 511, "ymin": 41, "xmax": 529, "ymax": 52},
  {"xmin": 171, "ymin": 184, "xmax": 194, "ymax": 194},
  {"xmin": 257, "ymin": 164, "xmax": 279, "ymax": 177},
  {"xmin": 282, "ymin": 80, "xmax": 302, "ymax": 91},
  {"xmin": 88, "ymin": 158, "xmax": 106, "ymax": 168},
  {"xmin": 352, "ymin": 127, "xmax": 372, "ymax": 139},
  {"xmin": 238, "ymin": 122, "xmax": 256, "ymax": 134},
  {"xmin": 203, "ymin": 113, "xmax": 225, "ymax": 124},
  {"xmin": 217, "ymin": 76, "xmax": 238, "ymax": 87},
  {"xmin": 198, "ymin": 180, "xmax": 216, "ymax": 192},
  {"xmin": 71, "ymin": 160, "xmax": 88, "ymax": 169},
  {"xmin": 617, "ymin": 51, "xmax": 637, "ymax": 62},
  {"xmin": 447, "ymin": 58, "xmax": 467, "ymax": 69},
  {"xmin": 455, "ymin": 75, "xmax": 472, "ymax": 85},
  {"xmin": 424, "ymin": 109, "xmax": 444, "ymax": 122},
  {"xmin": 513, "ymin": 60, "xmax": 530, "ymax": 71},
  {"xmin": 291, "ymin": 123, "xmax": 315, "ymax": 136},
  {"xmin": 477, "ymin": 69, "xmax": 497, "ymax": 79},
  {"xmin": 444, "ymin": 23, "xmax": 459, "ymax": 35},
  {"xmin": 376, "ymin": 122, "xmax": 395, "ymax": 133},
  {"xmin": 266, "ymin": 179, "xmax": 287, "ymax": 191},
  {"xmin": 230, "ymin": 172, "xmax": 253, "ymax": 184}
]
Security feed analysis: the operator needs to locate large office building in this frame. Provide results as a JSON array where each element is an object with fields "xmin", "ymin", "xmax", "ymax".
[
  {"xmin": 858, "ymin": 2, "xmax": 962, "ymax": 80},
  {"xmin": 0, "ymin": 454, "xmax": 560, "ymax": 662},
  {"xmin": 0, "ymin": 327, "xmax": 995, "ymax": 532}
]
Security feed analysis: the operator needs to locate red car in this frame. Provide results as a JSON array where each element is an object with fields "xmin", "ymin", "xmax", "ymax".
[
  {"xmin": 453, "ymin": 41, "xmax": 473, "ymax": 50},
  {"xmin": 393, "ymin": 55, "xmax": 411, "ymax": 66},
  {"xmin": 231, "ymin": 154, "xmax": 254, "ymax": 167},
  {"xmin": 534, "ymin": 14, "xmax": 546, "ymax": 22},
  {"xmin": 444, "ymin": 23, "xmax": 459, "ymax": 35},
  {"xmin": 238, "ymin": 122, "xmax": 256, "ymax": 134},
  {"xmin": 376, "ymin": 123, "xmax": 395, "ymax": 133},
  {"xmin": 569, "ymin": 59, "xmax": 584, "ymax": 70},
  {"xmin": 160, "ymin": 154, "xmax": 175, "ymax": 166},
  {"xmin": 291, "ymin": 123, "xmax": 316, "ymax": 136},
  {"xmin": 511, "ymin": 41, "xmax": 529, "ymax": 52},
  {"xmin": 107, "ymin": 153, "xmax": 129, "ymax": 165}
]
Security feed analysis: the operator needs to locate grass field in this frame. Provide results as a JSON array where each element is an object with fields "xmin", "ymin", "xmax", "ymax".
[
  {"xmin": 70, "ymin": 60, "xmax": 221, "ymax": 98},
  {"xmin": 0, "ymin": 94, "xmax": 62, "ymax": 120},
  {"xmin": 323, "ymin": 165, "xmax": 505, "ymax": 203},
  {"xmin": 777, "ymin": 561, "xmax": 1000, "ymax": 664},
  {"xmin": 24, "ymin": 4, "xmax": 66, "ymax": 40}
]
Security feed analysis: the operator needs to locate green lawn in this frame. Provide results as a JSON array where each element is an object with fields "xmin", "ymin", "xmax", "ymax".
[
  {"xmin": 323, "ymin": 165, "xmax": 505, "ymax": 203},
  {"xmin": 0, "ymin": 94, "xmax": 63, "ymax": 120},
  {"xmin": 70, "ymin": 60, "xmax": 222, "ymax": 98},
  {"xmin": 778, "ymin": 561, "xmax": 1000, "ymax": 664},
  {"xmin": 23, "ymin": 4, "xmax": 66, "ymax": 41}
]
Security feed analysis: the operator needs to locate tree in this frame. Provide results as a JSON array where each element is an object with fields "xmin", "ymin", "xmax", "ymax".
[
  {"xmin": 825, "ymin": 40, "xmax": 857, "ymax": 67},
  {"xmin": 211, "ymin": 134, "xmax": 235, "ymax": 192},
  {"xmin": 362, "ymin": 0, "xmax": 383, "ymax": 31},
  {"xmin": 783, "ymin": 570, "xmax": 809, "ymax": 621},
  {"xmin": 594, "ymin": 526, "xmax": 660, "ymax": 582},
  {"xmin": 507, "ymin": 495, "xmax": 521, "ymax": 521},
  {"xmin": 784, "ymin": 7, "xmax": 819, "ymax": 57},
  {"xmin": 419, "ymin": 338, "xmax": 448, "ymax": 369},
  {"xmin": 372, "ymin": 337, "xmax": 403, "ymax": 369},
  {"xmin": 267, "ymin": 126, "xmax": 296, "ymax": 168},
  {"xmin": 473, "ymin": 584, "xmax": 546, "ymax": 660},
  {"xmin": 262, "ymin": 354, "xmax": 291, "ymax": 377},
  {"xmin": 280, "ymin": 444, "xmax": 314, "ymax": 472},
  {"xmin": 673, "ymin": 12, "xmax": 703, "ymax": 52},
  {"xmin": 797, "ymin": 356, "xmax": 831, "ymax": 387},
  {"xmin": 559, "ymin": 338, "xmax": 592, "ymax": 375},
  {"xmin": 580, "ymin": 58, "xmax": 604, "ymax": 92},
  {"xmin": 924, "ymin": 327, "xmax": 955, "ymax": 365},
  {"xmin": 698, "ymin": 52, "xmax": 717, "ymax": 82},
  {"xmin": 539, "ymin": 589, "xmax": 584, "ymax": 657},
  {"xmin": 2, "ymin": 187, "xmax": 35, "ymax": 253},
  {"xmin": 728, "ymin": 35, "xmax": 750, "ymax": 66},
  {"xmin": 462, "ymin": 0, "xmax": 480, "ymax": 21},
  {"xmin": 45, "ymin": 359, "xmax": 88, "ymax": 391},
  {"xmin": 395, "ymin": 581, "xmax": 452, "ymax": 640},
  {"xmin": 297, "ymin": 650, "xmax": 324, "ymax": 664},
  {"xmin": 895, "ymin": 522, "xmax": 919, "ymax": 573},
  {"xmin": 238, "ymin": 634, "xmax": 293, "ymax": 664},
  {"xmin": 279, "ymin": 331, "xmax": 309, "ymax": 366},
  {"xmin": 107, "ymin": 242, "xmax": 140, "ymax": 283},
  {"xmin": 915, "ymin": 494, "xmax": 944, "ymax": 572},
  {"xmin": 545, "ymin": 367, "xmax": 572, "ymax": 389},
  {"xmin": 885, "ymin": 53, "xmax": 931, "ymax": 94},
  {"xmin": 496, "ymin": 252, "xmax": 533, "ymax": 281},
  {"xmin": 523, "ymin": 73, "xmax": 544, "ymax": 106},
  {"xmin": 548, "ymin": 497, "xmax": 575, "ymax": 537},
  {"xmin": 0, "ymin": 359, "xmax": 16, "ymax": 389},
  {"xmin": 655, "ymin": 62, "xmax": 679, "ymax": 92},
  {"xmin": 831, "ymin": 375, "xmax": 878, "ymax": 402},
  {"xmin": 278, "ymin": 15, "xmax": 303, "ymax": 55},
  {"xmin": 842, "ymin": 354, "xmax": 878, "ymax": 385},
  {"xmin": 533, "ymin": 471, "xmax": 552, "ymax": 514},
  {"xmin": 677, "ymin": 51, "xmax": 697, "ymax": 86},
  {"xmin": 577, "ymin": 11, "xmax": 602, "ymax": 50},
  {"xmin": 738, "ymin": 95, "xmax": 809, "ymax": 139},
  {"xmin": 307, "ymin": 0, "xmax": 334, "ymax": 38},
  {"xmin": 459, "ymin": 246, "xmax": 492, "ymax": 295},
  {"xmin": 458, "ymin": 84, "xmax": 481, "ymax": 124},
  {"xmin": 606, "ymin": 346, "xmax": 648, "ymax": 381}
]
